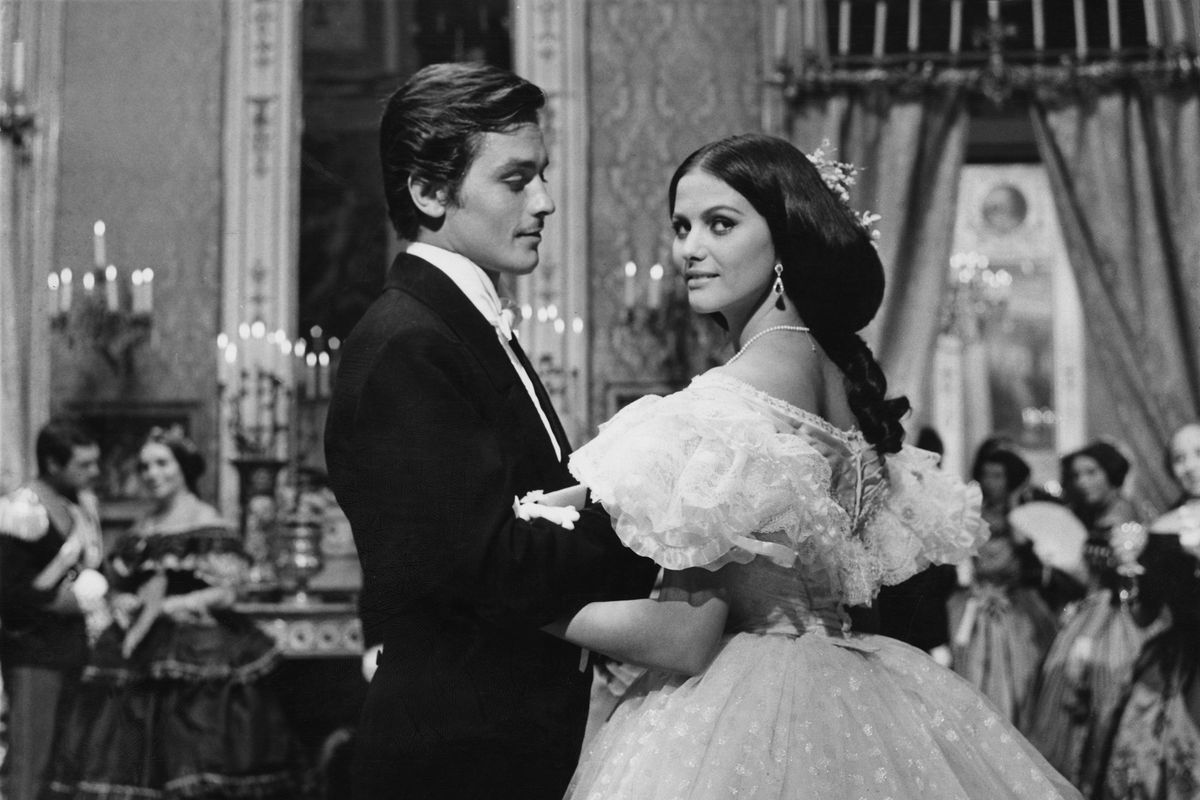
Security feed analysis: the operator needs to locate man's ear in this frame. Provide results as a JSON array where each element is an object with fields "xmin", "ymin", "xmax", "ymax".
[{"xmin": 408, "ymin": 177, "xmax": 448, "ymax": 220}]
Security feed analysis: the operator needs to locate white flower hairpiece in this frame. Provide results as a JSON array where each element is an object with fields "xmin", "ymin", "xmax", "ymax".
[{"xmin": 806, "ymin": 140, "xmax": 882, "ymax": 247}]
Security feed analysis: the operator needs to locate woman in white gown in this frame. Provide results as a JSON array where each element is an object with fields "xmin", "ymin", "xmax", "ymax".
[{"xmin": 533, "ymin": 133, "xmax": 1081, "ymax": 799}]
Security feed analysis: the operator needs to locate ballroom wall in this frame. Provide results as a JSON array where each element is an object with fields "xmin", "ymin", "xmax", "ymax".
[
  {"xmin": 585, "ymin": 0, "xmax": 764, "ymax": 424},
  {"xmin": 50, "ymin": 0, "xmax": 224, "ymax": 505}
]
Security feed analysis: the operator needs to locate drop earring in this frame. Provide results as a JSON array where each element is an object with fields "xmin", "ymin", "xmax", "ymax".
[{"xmin": 773, "ymin": 263, "xmax": 786, "ymax": 310}]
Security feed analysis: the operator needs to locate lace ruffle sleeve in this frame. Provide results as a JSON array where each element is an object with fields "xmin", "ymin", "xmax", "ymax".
[
  {"xmin": 568, "ymin": 386, "xmax": 840, "ymax": 571},
  {"xmin": 864, "ymin": 445, "xmax": 987, "ymax": 590}
]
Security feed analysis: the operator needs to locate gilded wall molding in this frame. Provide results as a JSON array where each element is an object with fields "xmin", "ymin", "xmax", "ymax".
[{"xmin": 220, "ymin": 0, "xmax": 301, "ymax": 513}]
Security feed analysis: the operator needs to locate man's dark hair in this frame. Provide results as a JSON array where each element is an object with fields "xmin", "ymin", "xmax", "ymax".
[
  {"xmin": 379, "ymin": 62, "xmax": 546, "ymax": 241},
  {"xmin": 36, "ymin": 419, "xmax": 97, "ymax": 476}
]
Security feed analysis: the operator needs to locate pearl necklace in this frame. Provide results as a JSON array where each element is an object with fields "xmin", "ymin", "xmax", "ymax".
[{"xmin": 726, "ymin": 325, "xmax": 813, "ymax": 365}]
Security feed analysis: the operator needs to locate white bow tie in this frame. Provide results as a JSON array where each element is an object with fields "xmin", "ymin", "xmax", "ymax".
[{"xmin": 493, "ymin": 308, "xmax": 516, "ymax": 341}]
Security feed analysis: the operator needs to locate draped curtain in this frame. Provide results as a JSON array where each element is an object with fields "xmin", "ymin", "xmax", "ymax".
[
  {"xmin": 786, "ymin": 87, "xmax": 968, "ymax": 427},
  {"xmin": 1031, "ymin": 81, "xmax": 1200, "ymax": 509}
]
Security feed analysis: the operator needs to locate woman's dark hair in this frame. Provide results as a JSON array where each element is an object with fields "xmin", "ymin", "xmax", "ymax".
[
  {"xmin": 142, "ymin": 427, "xmax": 205, "ymax": 494},
  {"xmin": 380, "ymin": 62, "xmax": 546, "ymax": 240},
  {"xmin": 1061, "ymin": 440, "xmax": 1131, "ymax": 505},
  {"xmin": 971, "ymin": 443, "xmax": 1032, "ymax": 490},
  {"xmin": 668, "ymin": 133, "xmax": 909, "ymax": 454}
]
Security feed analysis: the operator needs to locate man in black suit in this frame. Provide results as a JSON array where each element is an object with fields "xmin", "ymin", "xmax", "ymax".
[{"xmin": 324, "ymin": 63, "xmax": 658, "ymax": 799}]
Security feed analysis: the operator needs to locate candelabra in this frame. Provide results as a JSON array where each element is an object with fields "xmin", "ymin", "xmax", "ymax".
[
  {"xmin": 48, "ymin": 222, "xmax": 154, "ymax": 371},
  {"xmin": 940, "ymin": 250, "xmax": 1013, "ymax": 339},
  {"xmin": 1, "ymin": 40, "xmax": 33, "ymax": 154}
]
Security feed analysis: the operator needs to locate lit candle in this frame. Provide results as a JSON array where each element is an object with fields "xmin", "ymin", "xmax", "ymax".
[
  {"xmin": 623, "ymin": 261, "xmax": 638, "ymax": 309},
  {"xmin": 572, "ymin": 316, "xmax": 584, "ymax": 335},
  {"xmin": 47, "ymin": 272, "xmax": 60, "ymax": 316},
  {"xmin": 104, "ymin": 265, "xmax": 118, "ymax": 312},
  {"xmin": 553, "ymin": 318, "xmax": 566, "ymax": 335},
  {"xmin": 873, "ymin": 1, "xmax": 887, "ymax": 59},
  {"xmin": 774, "ymin": 1, "xmax": 788, "ymax": 63},
  {"xmin": 838, "ymin": 0, "xmax": 851, "ymax": 55},
  {"xmin": 647, "ymin": 262, "xmax": 664, "ymax": 310},
  {"xmin": 1074, "ymin": 0, "xmax": 1088, "ymax": 58},
  {"xmin": 12, "ymin": 40, "xmax": 25, "ymax": 96},
  {"xmin": 908, "ymin": 0, "xmax": 921, "ymax": 52},
  {"xmin": 318, "ymin": 351, "xmax": 331, "ymax": 397},
  {"xmin": 60, "ymin": 268, "xmax": 73, "ymax": 312},
  {"xmin": 949, "ymin": 0, "xmax": 962, "ymax": 54},
  {"xmin": 988, "ymin": 0, "xmax": 999, "ymax": 21},
  {"xmin": 1145, "ymin": 0, "xmax": 1161, "ymax": 48},
  {"xmin": 305, "ymin": 352, "xmax": 318, "ymax": 400},
  {"xmin": 82, "ymin": 271, "xmax": 95, "ymax": 294},
  {"xmin": 1167, "ymin": 0, "xmax": 1186, "ymax": 45},
  {"xmin": 1108, "ymin": 0, "xmax": 1122, "ymax": 49},
  {"xmin": 92, "ymin": 221, "xmax": 106, "ymax": 270},
  {"xmin": 142, "ymin": 267, "xmax": 154, "ymax": 313},
  {"xmin": 803, "ymin": 0, "xmax": 816, "ymax": 51},
  {"xmin": 1033, "ymin": 0, "xmax": 1046, "ymax": 51}
]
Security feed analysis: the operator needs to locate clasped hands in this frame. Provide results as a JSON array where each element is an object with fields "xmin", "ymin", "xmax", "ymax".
[{"xmin": 513, "ymin": 485, "xmax": 588, "ymax": 530}]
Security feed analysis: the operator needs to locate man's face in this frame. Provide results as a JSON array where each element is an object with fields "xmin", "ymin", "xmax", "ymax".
[
  {"xmin": 47, "ymin": 444, "xmax": 101, "ymax": 497},
  {"xmin": 436, "ymin": 124, "xmax": 555, "ymax": 275}
]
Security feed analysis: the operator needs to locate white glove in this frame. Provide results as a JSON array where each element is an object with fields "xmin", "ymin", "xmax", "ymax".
[
  {"xmin": 71, "ymin": 568, "xmax": 109, "ymax": 612},
  {"xmin": 362, "ymin": 643, "xmax": 383, "ymax": 682},
  {"xmin": 514, "ymin": 496, "xmax": 580, "ymax": 530}
]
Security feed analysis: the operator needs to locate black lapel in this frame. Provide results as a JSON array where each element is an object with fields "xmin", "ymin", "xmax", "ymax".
[
  {"xmin": 387, "ymin": 253, "xmax": 570, "ymax": 462},
  {"xmin": 386, "ymin": 253, "xmax": 517, "ymax": 394},
  {"xmin": 508, "ymin": 334, "xmax": 572, "ymax": 461}
]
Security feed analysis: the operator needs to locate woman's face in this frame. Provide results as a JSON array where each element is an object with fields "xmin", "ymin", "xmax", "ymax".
[
  {"xmin": 1170, "ymin": 424, "xmax": 1200, "ymax": 500},
  {"xmin": 979, "ymin": 462, "xmax": 1010, "ymax": 505},
  {"xmin": 138, "ymin": 441, "xmax": 186, "ymax": 501},
  {"xmin": 671, "ymin": 169, "xmax": 776, "ymax": 330},
  {"xmin": 1068, "ymin": 455, "xmax": 1114, "ymax": 507}
]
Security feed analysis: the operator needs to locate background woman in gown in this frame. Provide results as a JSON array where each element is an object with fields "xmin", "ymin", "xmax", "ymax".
[
  {"xmin": 1023, "ymin": 440, "xmax": 1161, "ymax": 796},
  {"xmin": 947, "ymin": 440, "xmax": 1059, "ymax": 722},
  {"xmin": 45, "ymin": 428, "xmax": 306, "ymax": 799},
  {"xmin": 526, "ymin": 133, "xmax": 1081, "ymax": 799},
  {"xmin": 1101, "ymin": 422, "xmax": 1200, "ymax": 798}
]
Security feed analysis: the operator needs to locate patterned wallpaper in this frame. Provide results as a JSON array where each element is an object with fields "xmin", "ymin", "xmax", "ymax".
[
  {"xmin": 51, "ymin": 1, "xmax": 224, "ymax": 501},
  {"xmin": 587, "ymin": 0, "xmax": 763, "ymax": 426}
]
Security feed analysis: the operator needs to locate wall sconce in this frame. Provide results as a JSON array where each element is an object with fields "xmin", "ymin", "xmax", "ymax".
[
  {"xmin": 48, "ymin": 221, "xmax": 154, "ymax": 370},
  {"xmin": 0, "ymin": 40, "xmax": 34, "ymax": 154}
]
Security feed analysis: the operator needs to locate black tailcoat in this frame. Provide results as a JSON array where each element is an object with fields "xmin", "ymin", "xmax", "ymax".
[{"xmin": 324, "ymin": 253, "xmax": 657, "ymax": 799}]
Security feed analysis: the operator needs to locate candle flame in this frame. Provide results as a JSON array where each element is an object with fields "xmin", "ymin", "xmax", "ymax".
[
  {"xmin": 624, "ymin": 261, "xmax": 637, "ymax": 277},
  {"xmin": 93, "ymin": 221, "xmax": 105, "ymax": 237}
]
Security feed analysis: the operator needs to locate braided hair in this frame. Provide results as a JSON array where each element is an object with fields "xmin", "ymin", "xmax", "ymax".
[{"xmin": 668, "ymin": 134, "xmax": 909, "ymax": 454}]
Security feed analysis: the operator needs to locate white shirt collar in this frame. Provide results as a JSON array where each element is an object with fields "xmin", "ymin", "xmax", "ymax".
[{"xmin": 407, "ymin": 242, "xmax": 512, "ymax": 339}]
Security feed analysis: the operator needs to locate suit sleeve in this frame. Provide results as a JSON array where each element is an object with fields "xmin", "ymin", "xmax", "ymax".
[
  {"xmin": 327, "ymin": 328, "xmax": 656, "ymax": 634},
  {"xmin": 0, "ymin": 537, "xmax": 64, "ymax": 627}
]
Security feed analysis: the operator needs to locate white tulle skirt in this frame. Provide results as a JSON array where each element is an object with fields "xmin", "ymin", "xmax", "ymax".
[{"xmin": 568, "ymin": 631, "xmax": 1082, "ymax": 800}]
